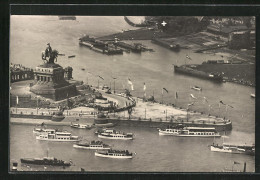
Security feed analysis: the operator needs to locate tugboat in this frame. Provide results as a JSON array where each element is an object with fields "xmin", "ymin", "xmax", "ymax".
[
  {"xmin": 36, "ymin": 131, "xmax": 80, "ymax": 142},
  {"xmin": 158, "ymin": 124, "xmax": 221, "ymax": 137},
  {"xmin": 70, "ymin": 122, "xmax": 92, "ymax": 129},
  {"xmin": 73, "ymin": 140, "xmax": 111, "ymax": 150},
  {"xmin": 21, "ymin": 157, "xmax": 72, "ymax": 166},
  {"xmin": 98, "ymin": 130, "xmax": 134, "ymax": 140},
  {"xmin": 95, "ymin": 149, "xmax": 133, "ymax": 159},
  {"xmin": 210, "ymin": 143, "xmax": 255, "ymax": 156}
]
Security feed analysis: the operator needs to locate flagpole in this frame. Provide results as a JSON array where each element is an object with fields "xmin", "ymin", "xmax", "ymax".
[
  {"xmin": 37, "ymin": 97, "xmax": 38, "ymax": 114},
  {"xmin": 166, "ymin": 109, "xmax": 167, "ymax": 121},
  {"xmin": 114, "ymin": 79, "xmax": 116, "ymax": 94}
]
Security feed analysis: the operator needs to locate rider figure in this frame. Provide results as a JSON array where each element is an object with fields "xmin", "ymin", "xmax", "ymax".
[{"xmin": 45, "ymin": 43, "xmax": 52, "ymax": 59}]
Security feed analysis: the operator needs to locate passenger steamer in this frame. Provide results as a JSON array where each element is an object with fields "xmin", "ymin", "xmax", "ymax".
[
  {"xmin": 98, "ymin": 130, "xmax": 134, "ymax": 140},
  {"xmin": 36, "ymin": 131, "xmax": 80, "ymax": 142},
  {"xmin": 158, "ymin": 125, "xmax": 221, "ymax": 137},
  {"xmin": 73, "ymin": 141, "xmax": 111, "ymax": 150},
  {"xmin": 95, "ymin": 149, "xmax": 133, "ymax": 159},
  {"xmin": 210, "ymin": 143, "xmax": 255, "ymax": 156}
]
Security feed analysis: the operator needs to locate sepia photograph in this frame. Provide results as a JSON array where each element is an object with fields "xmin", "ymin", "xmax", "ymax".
[{"xmin": 9, "ymin": 15, "xmax": 255, "ymax": 172}]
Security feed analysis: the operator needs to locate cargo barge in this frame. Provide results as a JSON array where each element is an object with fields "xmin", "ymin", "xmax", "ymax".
[
  {"xmin": 151, "ymin": 38, "xmax": 180, "ymax": 52},
  {"xmin": 105, "ymin": 117, "xmax": 232, "ymax": 132},
  {"xmin": 114, "ymin": 41, "xmax": 142, "ymax": 53},
  {"xmin": 79, "ymin": 40, "xmax": 123, "ymax": 55},
  {"xmin": 10, "ymin": 111, "xmax": 65, "ymax": 121},
  {"xmin": 173, "ymin": 65, "xmax": 223, "ymax": 82}
]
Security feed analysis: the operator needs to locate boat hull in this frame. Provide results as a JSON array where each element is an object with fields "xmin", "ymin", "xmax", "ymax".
[
  {"xmin": 210, "ymin": 146, "xmax": 232, "ymax": 153},
  {"xmin": 98, "ymin": 134, "xmax": 133, "ymax": 140},
  {"xmin": 36, "ymin": 136, "xmax": 80, "ymax": 142},
  {"xmin": 94, "ymin": 152, "xmax": 132, "ymax": 159},
  {"xmin": 73, "ymin": 144, "xmax": 111, "ymax": 150},
  {"xmin": 20, "ymin": 159, "xmax": 71, "ymax": 166}
]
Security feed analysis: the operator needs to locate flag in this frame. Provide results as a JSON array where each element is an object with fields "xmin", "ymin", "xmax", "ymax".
[
  {"xmin": 234, "ymin": 161, "xmax": 240, "ymax": 165},
  {"xmin": 186, "ymin": 54, "xmax": 192, "ymax": 60},
  {"xmin": 16, "ymin": 96, "xmax": 19, "ymax": 105},
  {"xmin": 98, "ymin": 75, "xmax": 104, "ymax": 80},
  {"xmin": 143, "ymin": 83, "xmax": 146, "ymax": 91},
  {"xmin": 190, "ymin": 94, "xmax": 197, "ymax": 99},
  {"xmin": 175, "ymin": 92, "xmax": 178, "ymax": 99},
  {"xmin": 128, "ymin": 78, "xmax": 134, "ymax": 90},
  {"xmin": 162, "ymin": 88, "xmax": 168, "ymax": 93}
]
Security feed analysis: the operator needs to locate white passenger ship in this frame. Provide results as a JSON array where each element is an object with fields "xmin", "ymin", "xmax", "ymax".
[
  {"xmin": 95, "ymin": 149, "xmax": 133, "ymax": 159},
  {"xmin": 98, "ymin": 131, "xmax": 134, "ymax": 140},
  {"xmin": 210, "ymin": 143, "xmax": 255, "ymax": 156},
  {"xmin": 73, "ymin": 141, "xmax": 111, "ymax": 150},
  {"xmin": 36, "ymin": 131, "xmax": 80, "ymax": 142},
  {"xmin": 158, "ymin": 125, "xmax": 221, "ymax": 137}
]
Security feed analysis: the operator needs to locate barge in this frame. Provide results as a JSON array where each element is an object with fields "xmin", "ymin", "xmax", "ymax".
[
  {"xmin": 21, "ymin": 157, "xmax": 71, "ymax": 166},
  {"xmin": 173, "ymin": 65, "xmax": 223, "ymax": 82},
  {"xmin": 151, "ymin": 38, "xmax": 180, "ymax": 52}
]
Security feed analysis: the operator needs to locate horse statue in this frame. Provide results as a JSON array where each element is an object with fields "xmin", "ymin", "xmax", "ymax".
[{"xmin": 41, "ymin": 43, "xmax": 59, "ymax": 64}]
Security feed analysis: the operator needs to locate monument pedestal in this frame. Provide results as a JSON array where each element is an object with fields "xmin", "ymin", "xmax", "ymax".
[{"xmin": 30, "ymin": 63, "xmax": 77, "ymax": 101}]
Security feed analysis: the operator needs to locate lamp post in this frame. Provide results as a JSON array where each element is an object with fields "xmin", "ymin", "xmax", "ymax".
[{"xmin": 112, "ymin": 77, "xmax": 117, "ymax": 94}]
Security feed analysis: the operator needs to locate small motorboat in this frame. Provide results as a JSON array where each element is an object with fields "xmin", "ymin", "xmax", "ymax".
[
  {"xmin": 68, "ymin": 55, "xmax": 76, "ymax": 58},
  {"xmin": 250, "ymin": 93, "xmax": 255, "ymax": 98},
  {"xmin": 71, "ymin": 122, "xmax": 92, "ymax": 129},
  {"xmin": 191, "ymin": 86, "xmax": 202, "ymax": 91}
]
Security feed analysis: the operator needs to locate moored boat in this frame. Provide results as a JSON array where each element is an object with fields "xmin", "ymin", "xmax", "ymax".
[
  {"xmin": 21, "ymin": 157, "xmax": 71, "ymax": 166},
  {"xmin": 70, "ymin": 122, "xmax": 92, "ymax": 129},
  {"xmin": 36, "ymin": 131, "xmax": 80, "ymax": 142},
  {"xmin": 95, "ymin": 149, "xmax": 133, "ymax": 159},
  {"xmin": 158, "ymin": 125, "xmax": 221, "ymax": 137},
  {"xmin": 250, "ymin": 93, "xmax": 255, "ymax": 98},
  {"xmin": 73, "ymin": 140, "xmax": 111, "ymax": 150}
]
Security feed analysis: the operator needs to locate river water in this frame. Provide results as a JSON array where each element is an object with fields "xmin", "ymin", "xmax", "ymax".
[{"xmin": 10, "ymin": 16, "xmax": 255, "ymax": 172}]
